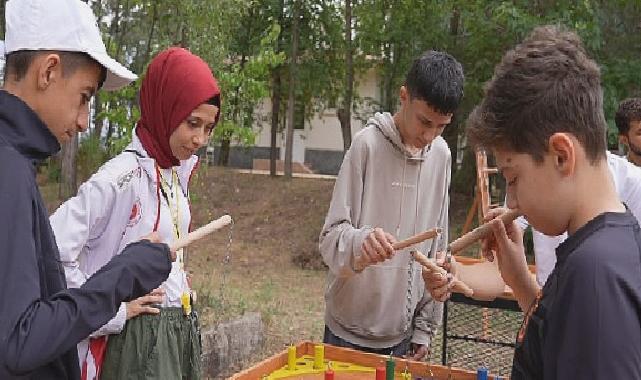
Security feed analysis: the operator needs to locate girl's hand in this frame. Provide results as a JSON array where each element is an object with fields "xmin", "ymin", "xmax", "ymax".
[{"xmin": 126, "ymin": 288, "xmax": 165, "ymax": 320}]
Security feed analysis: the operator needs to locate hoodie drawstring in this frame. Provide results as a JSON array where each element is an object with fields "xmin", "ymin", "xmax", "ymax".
[
  {"xmin": 396, "ymin": 157, "xmax": 408, "ymax": 237},
  {"xmin": 402, "ymin": 147, "xmax": 428, "ymax": 333}
]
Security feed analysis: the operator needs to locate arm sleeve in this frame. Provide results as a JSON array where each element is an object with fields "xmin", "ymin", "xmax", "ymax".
[
  {"xmin": 412, "ymin": 154, "xmax": 450, "ymax": 345},
  {"xmin": 51, "ymin": 173, "xmax": 134, "ymax": 336},
  {"xmin": 546, "ymin": 251, "xmax": 641, "ymax": 379},
  {"xmin": 2, "ymin": 238, "xmax": 171, "ymax": 375},
  {"xmin": 0, "ymin": 155, "xmax": 171, "ymax": 375},
  {"xmin": 89, "ymin": 303, "xmax": 127, "ymax": 337},
  {"xmin": 318, "ymin": 141, "xmax": 373, "ymax": 277},
  {"xmin": 411, "ymin": 296, "xmax": 442, "ymax": 347}
]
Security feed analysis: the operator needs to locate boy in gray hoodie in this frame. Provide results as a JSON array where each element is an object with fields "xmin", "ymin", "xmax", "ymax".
[{"xmin": 319, "ymin": 51, "xmax": 464, "ymax": 359}]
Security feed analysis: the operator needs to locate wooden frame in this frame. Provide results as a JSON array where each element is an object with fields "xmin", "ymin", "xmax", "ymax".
[
  {"xmin": 458, "ymin": 149, "xmax": 537, "ymax": 278},
  {"xmin": 229, "ymin": 342, "xmax": 489, "ymax": 379}
]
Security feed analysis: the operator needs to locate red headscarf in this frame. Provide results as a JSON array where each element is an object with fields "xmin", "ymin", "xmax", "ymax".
[{"xmin": 136, "ymin": 47, "xmax": 221, "ymax": 168}]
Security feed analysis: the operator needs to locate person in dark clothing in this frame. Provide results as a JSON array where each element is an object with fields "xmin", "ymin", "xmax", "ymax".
[
  {"xmin": 0, "ymin": 0, "xmax": 175, "ymax": 379},
  {"xmin": 426, "ymin": 25, "xmax": 641, "ymax": 379}
]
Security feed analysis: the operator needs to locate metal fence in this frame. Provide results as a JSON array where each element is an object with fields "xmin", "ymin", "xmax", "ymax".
[{"xmin": 430, "ymin": 293, "xmax": 522, "ymax": 378}]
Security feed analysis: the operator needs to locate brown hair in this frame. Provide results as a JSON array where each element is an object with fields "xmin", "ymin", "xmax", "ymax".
[
  {"xmin": 615, "ymin": 98, "xmax": 641, "ymax": 135},
  {"xmin": 5, "ymin": 50, "xmax": 106, "ymax": 88},
  {"xmin": 466, "ymin": 25, "xmax": 607, "ymax": 164}
]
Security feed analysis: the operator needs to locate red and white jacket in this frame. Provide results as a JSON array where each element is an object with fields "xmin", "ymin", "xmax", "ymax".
[{"xmin": 50, "ymin": 134, "xmax": 198, "ymax": 379}]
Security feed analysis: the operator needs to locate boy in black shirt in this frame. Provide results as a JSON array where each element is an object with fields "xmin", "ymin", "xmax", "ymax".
[{"xmin": 429, "ymin": 26, "xmax": 641, "ymax": 379}]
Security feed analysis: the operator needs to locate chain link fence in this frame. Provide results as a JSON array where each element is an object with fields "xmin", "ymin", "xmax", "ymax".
[{"xmin": 430, "ymin": 293, "xmax": 522, "ymax": 378}]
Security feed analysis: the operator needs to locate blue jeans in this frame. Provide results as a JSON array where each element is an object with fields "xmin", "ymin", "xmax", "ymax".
[{"xmin": 323, "ymin": 326, "xmax": 411, "ymax": 357}]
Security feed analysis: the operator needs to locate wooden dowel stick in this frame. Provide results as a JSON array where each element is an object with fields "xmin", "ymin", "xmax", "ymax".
[
  {"xmin": 353, "ymin": 227, "xmax": 441, "ymax": 271},
  {"xmin": 448, "ymin": 208, "xmax": 521, "ymax": 254},
  {"xmin": 392, "ymin": 227, "xmax": 441, "ymax": 251},
  {"xmin": 411, "ymin": 250, "xmax": 474, "ymax": 297},
  {"xmin": 170, "ymin": 215, "xmax": 232, "ymax": 252}
]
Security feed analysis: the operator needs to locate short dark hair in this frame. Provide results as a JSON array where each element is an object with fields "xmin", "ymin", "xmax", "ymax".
[
  {"xmin": 615, "ymin": 98, "xmax": 641, "ymax": 135},
  {"xmin": 466, "ymin": 25, "xmax": 607, "ymax": 164},
  {"xmin": 404, "ymin": 50, "xmax": 464, "ymax": 115},
  {"xmin": 5, "ymin": 50, "xmax": 107, "ymax": 88}
]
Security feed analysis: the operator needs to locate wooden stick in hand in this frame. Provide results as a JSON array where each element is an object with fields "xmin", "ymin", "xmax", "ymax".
[
  {"xmin": 392, "ymin": 227, "xmax": 441, "ymax": 251},
  {"xmin": 411, "ymin": 250, "xmax": 474, "ymax": 297},
  {"xmin": 448, "ymin": 208, "xmax": 522, "ymax": 254},
  {"xmin": 353, "ymin": 227, "xmax": 441, "ymax": 271},
  {"xmin": 170, "ymin": 215, "xmax": 233, "ymax": 252}
]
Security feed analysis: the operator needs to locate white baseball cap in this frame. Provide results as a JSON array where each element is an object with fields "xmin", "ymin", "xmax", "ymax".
[{"xmin": 3, "ymin": 0, "xmax": 137, "ymax": 91}]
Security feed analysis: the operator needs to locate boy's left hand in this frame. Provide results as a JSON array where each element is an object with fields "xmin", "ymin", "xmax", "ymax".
[
  {"xmin": 482, "ymin": 208, "xmax": 528, "ymax": 288},
  {"xmin": 406, "ymin": 343, "xmax": 429, "ymax": 361},
  {"xmin": 422, "ymin": 251, "xmax": 457, "ymax": 302}
]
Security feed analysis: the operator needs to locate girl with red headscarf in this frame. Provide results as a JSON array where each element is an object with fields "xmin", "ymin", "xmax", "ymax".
[{"xmin": 50, "ymin": 47, "xmax": 221, "ymax": 380}]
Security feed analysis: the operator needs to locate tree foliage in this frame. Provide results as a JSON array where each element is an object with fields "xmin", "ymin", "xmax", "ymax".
[{"xmin": 13, "ymin": 0, "xmax": 638, "ymax": 191}]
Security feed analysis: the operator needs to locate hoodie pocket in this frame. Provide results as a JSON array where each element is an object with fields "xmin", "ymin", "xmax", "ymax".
[{"xmin": 327, "ymin": 262, "xmax": 411, "ymax": 340}]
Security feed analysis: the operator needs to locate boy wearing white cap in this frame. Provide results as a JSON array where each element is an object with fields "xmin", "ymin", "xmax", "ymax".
[{"xmin": 0, "ymin": 1, "xmax": 174, "ymax": 379}]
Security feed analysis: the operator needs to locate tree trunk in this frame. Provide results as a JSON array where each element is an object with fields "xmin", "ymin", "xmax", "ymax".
[
  {"xmin": 217, "ymin": 139, "xmax": 231, "ymax": 166},
  {"xmin": 113, "ymin": 0, "xmax": 132, "ymax": 61},
  {"xmin": 59, "ymin": 133, "xmax": 79, "ymax": 200},
  {"xmin": 180, "ymin": 23, "xmax": 189, "ymax": 48},
  {"xmin": 450, "ymin": 7, "xmax": 460, "ymax": 38},
  {"xmin": 383, "ymin": 63, "xmax": 393, "ymax": 112},
  {"xmin": 270, "ymin": 0, "xmax": 285, "ymax": 177},
  {"xmin": 105, "ymin": 0, "xmax": 122, "ymax": 54},
  {"xmin": 270, "ymin": 68, "xmax": 281, "ymax": 176},
  {"xmin": 445, "ymin": 7, "xmax": 462, "ymax": 177},
  {"xmin": 381, "ymin": 40, "xmax": 394, "ymax": 112},
  {"xmin": 105, "ymin": 119, "xmax": 115, "ymax": 152},
  {"xmin": 0, "ymin": 0, "xmax": 6, "ymax": 38},
  {"xmin": 141, "ymin": 0, "xmax": 158, "ymax": 71},
  {"xmin": 379, "ymin": 1, "xmax": 394, "ymax": 112},
  {"xmin": 284, "ymin": 1, "xmax": 300, "ymax": 179},
  {"xmin": 389, "ymin": 43, "xmax": 403, "ymax": 113},
  {"xmin": 92, "ymin": 93, "xmax": 103, "ymax": 141},
  {"xmin": 338, "ymin": 0, "xmax": 354, "ymax": 152},
  {"xmin": 217, "ymin": 54, "xmax": 248, "ymax": 167},
  {"xmin": 91, "ymin": 0, "xmax": 104, "ymax": 22},
  {"xmin": 100, "ymin": 0, "xmax": 121, "ymax": 153}
]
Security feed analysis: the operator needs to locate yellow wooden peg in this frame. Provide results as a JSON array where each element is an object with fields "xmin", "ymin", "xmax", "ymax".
[
  {"xmin": 314, "ymin": 345, "xmax": 324, "ymax": 370},
  {"xmin": 180, "ymin": 292, "xmax": 191, "ymax": 316},
  {"xmin": 287, "ymin": 345, "xmax": 296, "ymax": 371}
]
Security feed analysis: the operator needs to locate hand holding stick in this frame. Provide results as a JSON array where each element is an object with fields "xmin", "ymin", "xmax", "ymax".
[
  {"xmin": 354, "ymin": 227, "xmax": 441, "ymax": 271},
  {"xmin": 170, "ymin": 215, "xmax": 233, "ymax": 252},
  {"xmin": 418, "ymin": 208, "xmax": 522, "ymax": 300},
  {"xmin": 447, "ymin": 208, "xmax": 522, "ymax": 254},
  {"xmin": 412, "ymin": 250, "xmax": 474, "ymax": 297}
]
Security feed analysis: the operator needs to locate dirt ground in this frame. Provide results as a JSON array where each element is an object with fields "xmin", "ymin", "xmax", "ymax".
[{"xmin": 182, "ymin": 166, "xmax": 335, "ymax": 355}]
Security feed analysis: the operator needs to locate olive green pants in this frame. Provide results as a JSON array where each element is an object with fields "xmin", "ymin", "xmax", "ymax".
[{"xmin": 101, "ymin": 308, "xmax": 201, "ymax": 380}]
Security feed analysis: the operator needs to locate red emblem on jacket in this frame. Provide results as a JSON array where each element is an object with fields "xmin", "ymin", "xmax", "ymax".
[{"xmin": 127, "ymin": 198, "xmax": 142, "ymax": 227}]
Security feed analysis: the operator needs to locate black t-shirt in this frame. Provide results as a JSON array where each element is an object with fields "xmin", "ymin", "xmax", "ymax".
[{"xmin": 512, "ymin": 210, "xmax": 641, "ymax": 379}]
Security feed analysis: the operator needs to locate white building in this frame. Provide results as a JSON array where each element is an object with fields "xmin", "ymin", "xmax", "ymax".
[{"xmin": 218, "ymin": 67, "xmax": 383, "ymax": 175}]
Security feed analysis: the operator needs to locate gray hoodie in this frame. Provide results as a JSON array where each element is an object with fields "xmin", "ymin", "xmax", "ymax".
[{"xmin": 319, "ymin": 112, "xmax": 450, "ymax": 349}]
